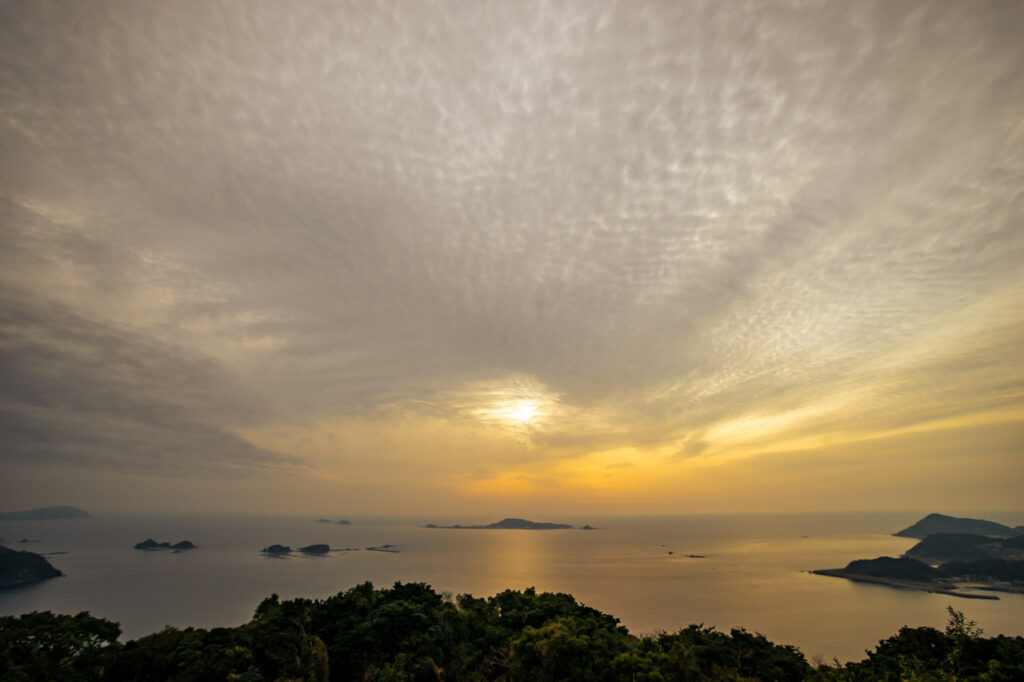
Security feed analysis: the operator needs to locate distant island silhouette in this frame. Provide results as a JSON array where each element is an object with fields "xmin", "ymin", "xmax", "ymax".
[
  {"xmin": 423, "ymin": 517, "xmax": 574, "ymax": 530},
  {"xmin": 133, "ymin": 539, "xmax": 196, "ymax": 551},
  {"xmin": 0, "ymin": 545, "xmax": 63, "ymax": 588},
  {"xmin": 316, "ymin": 518, "xmax": 351, "ymax": 524},
  {"xmin": 262, "ymin": 544, "xmax": 292, "ymax": 555},
  {"xmin": 0, "ymin": 506, "xmax": 91, "ymax": 521},
  {"xmin": 261, "ymin": 543, "xmax": 370, "ymax": 555},
  {"xmin": 299, "ymin": 544, "xmax": 330, "ymax": 554}
]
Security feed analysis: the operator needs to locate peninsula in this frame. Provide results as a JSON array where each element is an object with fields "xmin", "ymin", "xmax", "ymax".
[
  {"xmin": 810, "ymin": 555, "xmax": 1024, "ymax": 599},
  {"xmin": 0, "ymin": 545, "xmax": 63, "ymax": 589},
  {"xmin": 423, "ymin": 518, "xmax": 573, "ymax": 530},
  {"xmin": 814, "ymin": 517, "xmax": 1024, "ymax": 598},
  {"xmin": 0, "ymin": 506, "xmax": 91, "ymax": 521}
]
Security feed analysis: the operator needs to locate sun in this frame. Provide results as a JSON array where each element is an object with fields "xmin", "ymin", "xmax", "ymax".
[
  {"xmin": 508, "ymin": 400, "xmax": 539, "ymax": 423},
  {"xmin": 463, "ymin": 377, "xmax": 557, "ymax": 428}
]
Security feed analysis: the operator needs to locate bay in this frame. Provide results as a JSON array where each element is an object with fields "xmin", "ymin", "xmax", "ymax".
[{"xmin": 2, "ymin": 511, "xmax": 1022, "ymax": 663}]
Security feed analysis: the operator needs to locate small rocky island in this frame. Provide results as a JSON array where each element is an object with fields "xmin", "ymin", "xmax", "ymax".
[
  {"xmin": 814, "ymin": 513, "xmax": 1024, "ymax": 599},
  {"xmin": 424, "ymin": 517, "xmax": 574, "ymax": 530},
  {"xmin": 134, "ymin": 539, "xmax": 196, "ymax": 551},
  {"xmin": 0, "ymin": 506, "xmax": 91, "ymax": 521},
  {"xmin": 315, "ymin": 518, "xmax": 351, "ymax": 525},
  {"xmin": 262, "ymin": 544, "xmax": 292, "ymax": 555},
  {"xmin": 299, "ymin": 544, "xmax": 330, "ymax": 554},
  {"xmin": 0, "ymin": 545, "xmax": 63, "ymax": 589},
  {"xmin": 261, "ymin": 543, "xmax": 363, "ymax": 555}
]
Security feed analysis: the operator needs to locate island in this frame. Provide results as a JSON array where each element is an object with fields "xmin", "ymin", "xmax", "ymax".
[
  {"xmin": 316, "ymin": 519, "xmax": 351, "ymax": 525},
  {"xmin": 423, "ymin": 518, "xmax": 573, "ymax": 530},
  {"xmin": 0, "ymin": 506, "xmax": 91, "ymax": 521},
  {"xmin": 894, "ymin": 513, "xmax": 1020, "ymax": 539},
  {"xmin": 262, "ymin": 544, "xmax": 292, "ymax": 554},
  {"xmin": 298, "ymin": 544, "xmax": 330, "ymax": 554},
  {"xmin": 0, "ymin": 545, "xmax": 63, "ymax": 588},
  {"xmin": 133, "ymin": 539, "xmax": 196, "ymax": 551}
]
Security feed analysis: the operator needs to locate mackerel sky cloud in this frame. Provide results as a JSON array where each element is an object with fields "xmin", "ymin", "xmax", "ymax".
[{"xmin": 2, "ymin": 0, "xmax": 1022, "ymax": 513}]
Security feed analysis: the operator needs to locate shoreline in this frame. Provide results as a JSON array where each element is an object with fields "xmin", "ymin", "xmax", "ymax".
[{"xmin": 811, "ymin": 569, "xmax": 1008, "ymax": 600}]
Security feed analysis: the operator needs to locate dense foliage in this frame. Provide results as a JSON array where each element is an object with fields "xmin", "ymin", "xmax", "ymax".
[{"xmin": 1, "ymin": 584, "xmax": 1021, "ymax": 681}]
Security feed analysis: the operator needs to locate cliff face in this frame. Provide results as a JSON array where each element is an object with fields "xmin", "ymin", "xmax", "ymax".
[{"xmin": 0, "ymin": 545, "xmax": 63, "ymax": 589}]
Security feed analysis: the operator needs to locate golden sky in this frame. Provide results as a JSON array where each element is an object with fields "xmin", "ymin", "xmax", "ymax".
[{"xmin": 1, "ymin": 0, "xmax": 1022, "ymax": 515}]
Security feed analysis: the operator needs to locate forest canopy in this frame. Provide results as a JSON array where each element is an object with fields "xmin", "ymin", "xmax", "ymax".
[{"xmin": 1, "ymin": 583, "xmax": 1022, "ymax": 681}]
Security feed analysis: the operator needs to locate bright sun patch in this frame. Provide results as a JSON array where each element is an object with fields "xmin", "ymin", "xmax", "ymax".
[
  {"xmin": 507, "ymin": 400, "xmax": 539, "ymax": 423},
  {"xmin": 459, "ymin": 377, "xmax": 558, "ymax": 429}
]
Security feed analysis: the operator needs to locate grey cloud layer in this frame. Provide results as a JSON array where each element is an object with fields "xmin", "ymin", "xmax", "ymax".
[{"xmin": 2, "ymin": 0, "xmax": 1022, "ymax": 472}]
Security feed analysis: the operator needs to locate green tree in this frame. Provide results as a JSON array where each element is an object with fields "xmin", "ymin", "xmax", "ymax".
[{"xmin": 0, "ymin": 611, "xmax": 121, "ymax": 681}]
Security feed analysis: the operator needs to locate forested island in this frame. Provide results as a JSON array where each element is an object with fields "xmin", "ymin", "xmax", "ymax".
[{"xmin": 1, "ymin": 582, "xmax": 1022, "ymax": 681}]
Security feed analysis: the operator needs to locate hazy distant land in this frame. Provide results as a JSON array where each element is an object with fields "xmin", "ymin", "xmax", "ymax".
[
  {"xmin": 0, "ymin": 506, "xmax": 91, "ymax": 521},
  {"xmin": 815, "ymin": 513, "xmax": 1024, "ymax": 598},
  {"xmin": 424, "ymin": 517, "xmax": 575, "ymax": 530}
]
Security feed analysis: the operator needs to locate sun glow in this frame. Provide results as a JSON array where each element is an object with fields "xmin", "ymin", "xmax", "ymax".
[
  {"xmin": 459, "ymin": 376, "xmax": 559, "ymax": 428},
  {"xmin": 507, "ymin": 400, "xmax": 539, "ymax": 423}
]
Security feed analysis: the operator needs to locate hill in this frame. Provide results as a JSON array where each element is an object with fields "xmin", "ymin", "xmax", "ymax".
[
  {"xmin": 904, "ymin": 533, "xmax": 1024, "ymax": 563},
  {"xmin": 0, "ymin": 545, "xmax": 63, "ymax": 588},
  {"xmin": 842, "ymin": 556, "xmax": 943, "ymax": 581},
  {"xmin": 941, "ymin": 559, "xmax": 1024, "ymax": 582},
  {"xmin": 894, "ymin": 513, "xmax": 1017, "ymax": 539}
]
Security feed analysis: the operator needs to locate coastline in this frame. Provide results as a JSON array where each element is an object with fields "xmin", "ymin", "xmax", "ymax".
[{"xmin": 811, "ymin": 568, "xmax": 1010, "ymax": 600}]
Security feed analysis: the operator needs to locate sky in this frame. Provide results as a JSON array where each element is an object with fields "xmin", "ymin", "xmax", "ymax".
[{"xmin": 1, "ymin": 0, "xmax": 1022, "ymax": 517}]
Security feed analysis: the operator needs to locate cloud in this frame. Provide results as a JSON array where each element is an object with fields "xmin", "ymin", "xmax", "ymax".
[
  {"xmin": 1, "ymin": 0, "xmax": 1022, "ymax": 508},
  {"xmin": 0, "ymin": 282, "xmax": 297, "ymax": 474}
]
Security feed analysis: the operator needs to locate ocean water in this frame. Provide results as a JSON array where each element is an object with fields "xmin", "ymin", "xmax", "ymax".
[{"xmin": 2, "ymin": 511, "xmax": 1022, "ymax": 663}]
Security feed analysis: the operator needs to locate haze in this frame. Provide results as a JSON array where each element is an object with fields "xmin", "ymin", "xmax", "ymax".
[{"xmin": 2, "ymin": 0, "xmax": 1022, "ymax": 516}]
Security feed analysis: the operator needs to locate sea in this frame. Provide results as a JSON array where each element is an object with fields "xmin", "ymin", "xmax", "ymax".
[{"xmin": 2, "ymin": 511, "xmax": 1022, "ymax": 663}]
